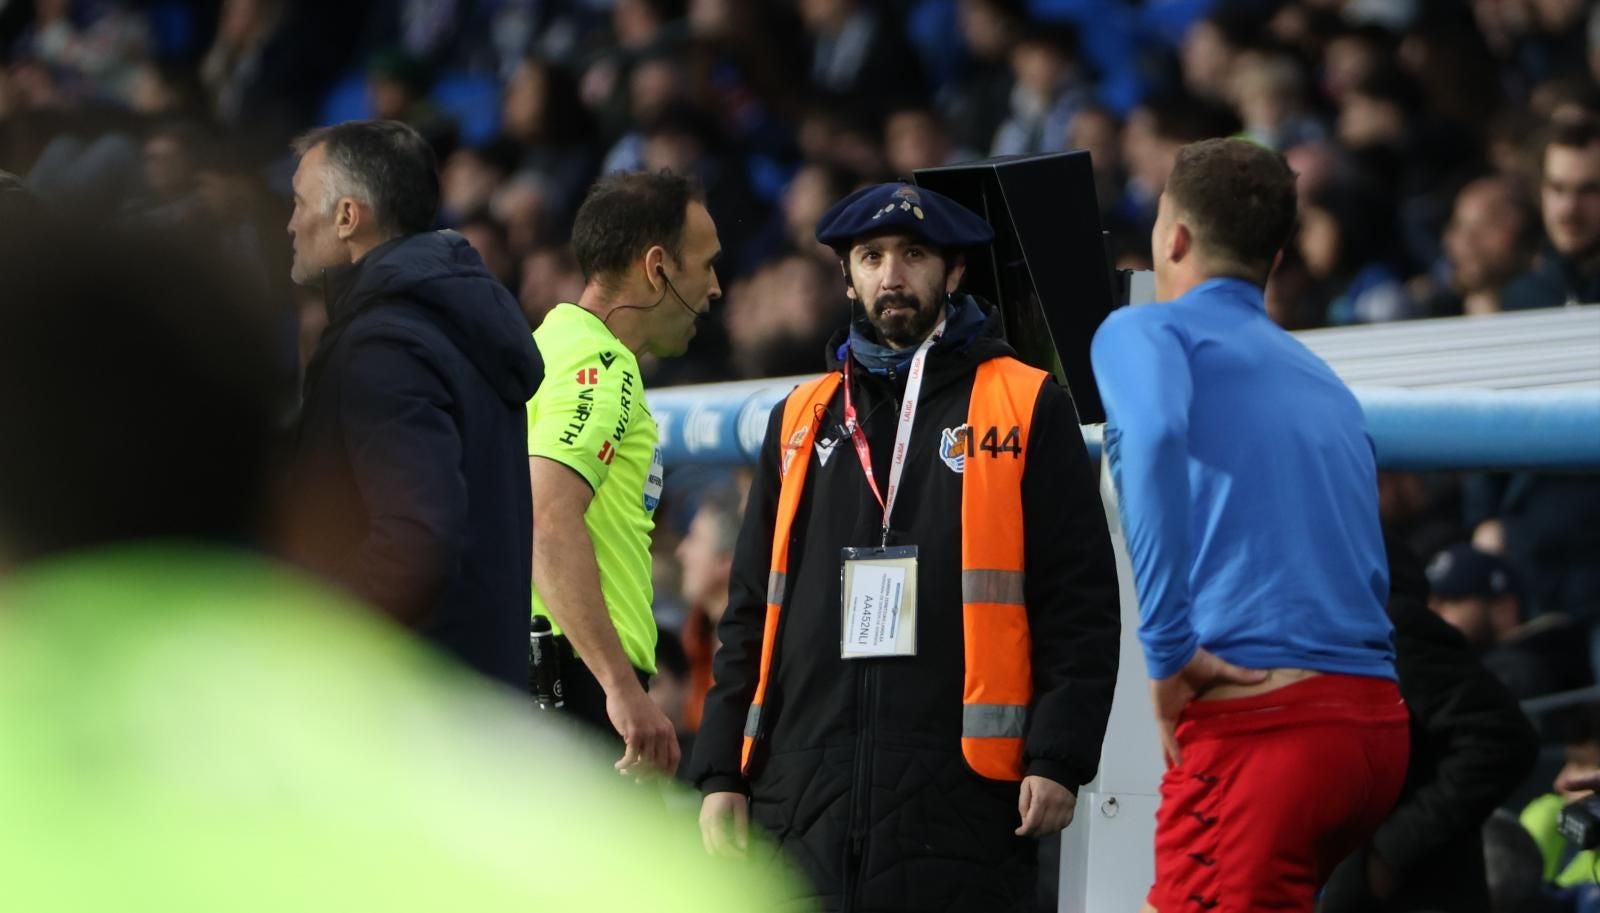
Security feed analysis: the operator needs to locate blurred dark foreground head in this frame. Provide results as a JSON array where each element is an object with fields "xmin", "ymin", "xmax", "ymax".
[{"xmin": 0, "ymin": 222, "xmax": 280, "ymax": 564}]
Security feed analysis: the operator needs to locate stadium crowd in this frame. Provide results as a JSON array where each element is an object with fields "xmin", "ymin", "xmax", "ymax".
[{"xmin": 3, "ymin": 0, "xmax": 1600, "ymax": 907}]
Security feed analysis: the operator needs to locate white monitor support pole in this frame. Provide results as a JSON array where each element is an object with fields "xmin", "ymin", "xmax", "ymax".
[{"xmin": 1057, "ymin": 269, "xmax": 1162, "ymax": 912}]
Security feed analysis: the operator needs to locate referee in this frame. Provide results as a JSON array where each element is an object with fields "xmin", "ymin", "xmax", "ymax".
[{"xmin": 527, "ymin": 170, "xmax": 723, "ymax": 777}]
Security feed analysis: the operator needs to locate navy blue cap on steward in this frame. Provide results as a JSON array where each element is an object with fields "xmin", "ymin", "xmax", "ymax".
[{"xmin": 814, "ymin": 181, "xmax": 995, "ymax": 251}]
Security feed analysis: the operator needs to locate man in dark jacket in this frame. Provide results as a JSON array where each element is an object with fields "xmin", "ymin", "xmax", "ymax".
[
  {"xmin": 1320, "ymin": 534, "xmax": 1539, "ymax": 913},
  {"xmin": 689, "ymin": 182, "xmax": 1122, "ymax": 913},
  {"xmin": 1500, "ymin": 115, "xmax": 1600, "ymax": 311},
  {"xmin": 284, "ymin": 120, "xmax": 543, "ymax": 688}
]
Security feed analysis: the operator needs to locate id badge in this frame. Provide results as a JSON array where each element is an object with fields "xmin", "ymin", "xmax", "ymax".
[{"xmin": 840, "ymin": 545, "xmax": 918, "ymax": 659}]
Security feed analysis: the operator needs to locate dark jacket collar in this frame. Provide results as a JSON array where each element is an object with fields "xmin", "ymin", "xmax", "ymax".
[
  {"xmin": 303, "ymin": 231, "xmax": 542, "ymax": 407},
  {"xmin": 321, "ymin": 234, "xmax": 409, "ymax": 325}
]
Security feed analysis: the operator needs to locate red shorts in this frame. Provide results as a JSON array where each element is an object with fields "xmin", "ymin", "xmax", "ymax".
[{"xmin": 1147, "ymin": 674, "xmax": 1409, "ymax": 913}]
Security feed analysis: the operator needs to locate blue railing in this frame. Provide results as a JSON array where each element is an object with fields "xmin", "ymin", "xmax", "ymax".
[{"xmin": 649, "ymin": 380, "xmax": 1600, "ymax": 472}]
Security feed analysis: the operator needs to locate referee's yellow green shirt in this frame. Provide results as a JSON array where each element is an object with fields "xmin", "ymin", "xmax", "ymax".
[{"xmin": 527, "ymin": 303, "xmax": 662, "ymax": 674}]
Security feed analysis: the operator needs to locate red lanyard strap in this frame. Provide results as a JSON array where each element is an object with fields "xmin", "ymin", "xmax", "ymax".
[{"xmin": 840, "ymin": 320, "xmax": 944, "ymax": 545}]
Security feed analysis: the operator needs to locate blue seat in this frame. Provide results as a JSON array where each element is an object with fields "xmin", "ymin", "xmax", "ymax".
[
  {"xmin": 318, "ymin": 71, "xmax": 375, "ymax": 127},
  {"xmin": 430, "ymin": 72, "xmax": 503, "ymax": 147}
]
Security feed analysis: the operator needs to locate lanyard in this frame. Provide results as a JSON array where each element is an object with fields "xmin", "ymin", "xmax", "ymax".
[{"xmin": 841, "ymin": 320, "xmax": 944, "ymax": 547}]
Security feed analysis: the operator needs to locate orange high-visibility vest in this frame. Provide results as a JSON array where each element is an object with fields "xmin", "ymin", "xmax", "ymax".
[{"xmin": 740, "ymin": 358, "xmax": 1047, "ymax": 781}]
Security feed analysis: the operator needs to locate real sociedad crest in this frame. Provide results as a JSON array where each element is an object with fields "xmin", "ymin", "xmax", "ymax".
[{"xmin": 939, "ymin": 424, "xmax": 970, "ymax": 474}]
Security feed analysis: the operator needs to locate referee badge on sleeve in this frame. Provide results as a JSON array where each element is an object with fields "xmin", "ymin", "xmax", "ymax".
[{"xmin": 643, "ymin": 446, "xmax": 664, "ymax": 512}]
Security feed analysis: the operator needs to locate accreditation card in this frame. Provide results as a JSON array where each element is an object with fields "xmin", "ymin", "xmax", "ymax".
[{"xmin": 840, "ymin": 545, "xmax": 918, "ymax": 659}]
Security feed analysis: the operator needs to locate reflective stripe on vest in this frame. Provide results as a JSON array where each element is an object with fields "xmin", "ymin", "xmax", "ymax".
[
  {"xmin": 740, "ymin": 372, "xmax": 842, "ymax": 772},
  {"xmin": 739, "ymin": 358, "xmax": 1046, "ymax": 781}
]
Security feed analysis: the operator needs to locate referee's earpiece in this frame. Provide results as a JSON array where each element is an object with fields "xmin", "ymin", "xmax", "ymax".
[{"xmin": 654, "ymin": 261, "xmax": 706, "ymax": 320}]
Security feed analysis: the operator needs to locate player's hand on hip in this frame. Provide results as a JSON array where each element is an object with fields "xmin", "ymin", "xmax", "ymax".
[{"xmin": 1150, "ymin": 648, "xmax": 1266, "ymax": 766}]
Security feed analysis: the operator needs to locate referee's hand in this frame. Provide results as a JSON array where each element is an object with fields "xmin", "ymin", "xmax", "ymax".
[{"xmin": 607, "ymin": 681, "xmax": 681, "ymax": 777}]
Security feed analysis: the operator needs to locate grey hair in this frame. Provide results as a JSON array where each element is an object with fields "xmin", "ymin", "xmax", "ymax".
[
  {"xmin": 300, "ymin": 145, "xmax": 373, "ymax": 218},
  {"xmin": 291, "ymin": 121, "xmax": 439, "ymax": 237}
]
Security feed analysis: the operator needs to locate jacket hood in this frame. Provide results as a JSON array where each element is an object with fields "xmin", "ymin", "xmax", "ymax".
[{"xmin": 323, "ymin": 231, "xmax": 541, "ymax": 406}]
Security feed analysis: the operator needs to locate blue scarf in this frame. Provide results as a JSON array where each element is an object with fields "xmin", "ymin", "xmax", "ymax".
[{"xmin": 843, "ymin": 293, "xmax": 988, "ymax": 375}]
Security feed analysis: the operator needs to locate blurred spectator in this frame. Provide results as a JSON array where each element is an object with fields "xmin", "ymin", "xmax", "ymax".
[
  {"xmin": 1378, "ymin": 471, "xmax": 1469, "ymax": 563},
  {"xmin": 438, "ymin": 142, "xmax": 513, "ymax": 225},
  {"xmin": 674, "ymin": 484, "xmax": 743, "ymax": 735},
  {"xmin": 517, "ymin": 244, "xmax": 586, "ymax": 329},
  {"xmin": 1519, "ymin": 0, "xmax": 1594, "ymax": 87},
  {"xmin": 1465, "ymin": 469, "xmax": 1600, "ymax": 630},
  {"xmin": 1179, "ymin": 6, "xmax": 1259, "ymax": 104},
  {"xmin": 799, "ymin": 0, "xmax": 925, "ymax": 116},
  {"xmin": 684, "ymin": 0, "xmax": 808, "ymax": 137},
  {"xmin": 1502, "ymin": 115, "xmax": 1600, "ymax": 309},
  {"xmin": 500, "ymin": 56, "xmax": 598, "ymax": 219},
  {"xmin": 26, "ymin": 130, "xmax": 140, "ymax": 214},
  {"xmin": 1528, "ymin": 75, "xmax": 1600, "ymax": 126},
  {"xmin": 139, "ymin": 121, "xmax": 207, "ymax": 208},
  {"xmin": 1284, "ymin": 138, "xmax": 1340, "ymax": 203},
  {"xmin": 455, "ymin": 215, "xmax": 513, "ymax": 287},
  {"xmin": 1592, "ymin": 2, "xmax": 1600, "ymax": 84},
  {"xmin": 796, "ymin": 98, "xmax": 888, "ymax": 180},
  {"xmin": 490, "ymin": 169, "xmax": 561, "ymax": 257},
  {"xmin": 614, "ymin": 0, "xmax": 683, "ymax": 52},
  {"xmin": 1119, "ymin": 92, "xmax": 1241, "ymax": 235},
  {"xmin": 364, "ymin": 48, "xmax": 454, "ymax": 152},
  {"xmin": 883, "ymin": 105, "xmax": 965, "ymax": 178},
  {"xmin": 942, "ymin": 0, "xmax": 1025, "ymax": 154},
  {"xmin": 121, "ymin": 122, "xmax": 255, "ymax": 247},
  {"xmin": 1299, "ymin": 179, "xmax": 1417, "ymax": 324},
  {"xmin": 1428, "ymin": 544, "xmax": 1526, "ymax": 646},
  {"xmin": 1398, "ymin": 6, "xmax": 1507, "ymax": 138},
  {"xmin": 641, "ymin": 103, "xmax": 764, "ymax": 278},
  {"xmin": 724, "ymin": 253, "xmax": 835, "ymax": 379},
  {"xmin": 651, "ymin": 624, "xmax": 694, "ymax": 759},
  {"xmin": 991, "ymin": 25, "xmax": 1084, "ymax": 157},
  {"xmin": 1337, "ymin": 66, "xmax": 1422, "ymax": 156},
  {"xmin": 1065, "ymin": 103, "xmax": 1125, "ymax": 217},
  {"xmin": 1231, "ymin": 50, "xmax": 1324, "ymax": 152},
  {"xmin": 778, "ymin": 161, "xmax": 861, "ymax": 262},
  {"xmin": 1322, "ymin": 534, "xmax": 1539, "ymax": 913},
  {"xmin": 1418, "ymin": 175, "xmax": 1541, "ymax": 317},
  {"xmin": 1427, "ymin": 543, "xmax": 1593, "ymax": 698},
  {"xmin": 599, "ymin": 49, "xmax": 687, "ymax": 174},
  {"xmin": 1489, "ymin": 109, "xmax": 1548, "ymax": 190},
  {"xmin": 127, "ymin": 59, "xmax": 205, "ymax": 119},
  {"xmin": 200, "ymin": 0, "xmax": 285, "ymax": 126},
  {"xmin": 10, "ymin": 0, "xmax": 149, "ymax": 105},
  {"xmin": 576, "ymin": 0, "xmax": 686, "ymax": 140},
  {"xmin": 1322, "ymin": 24, "xmax": 1397, "ymax": 108},
  {"xmin": 1263, "ymin": 244, "xmax": 1322, "ymax": 329}
]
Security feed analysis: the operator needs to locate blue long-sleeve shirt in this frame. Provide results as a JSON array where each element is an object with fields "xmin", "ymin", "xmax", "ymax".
[{"xmin": 1090, "ymin": 278, "xmax": 1395, "ymax": 681}]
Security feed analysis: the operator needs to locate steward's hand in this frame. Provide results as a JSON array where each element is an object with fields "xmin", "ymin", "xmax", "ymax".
[
  {"xmin": 1016, "ymin": 776, "xmax": 1076, "ymax": 836},
  {"xmin": 700, "ymin": 792, "xmax": 750, "ymax": 858}
]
